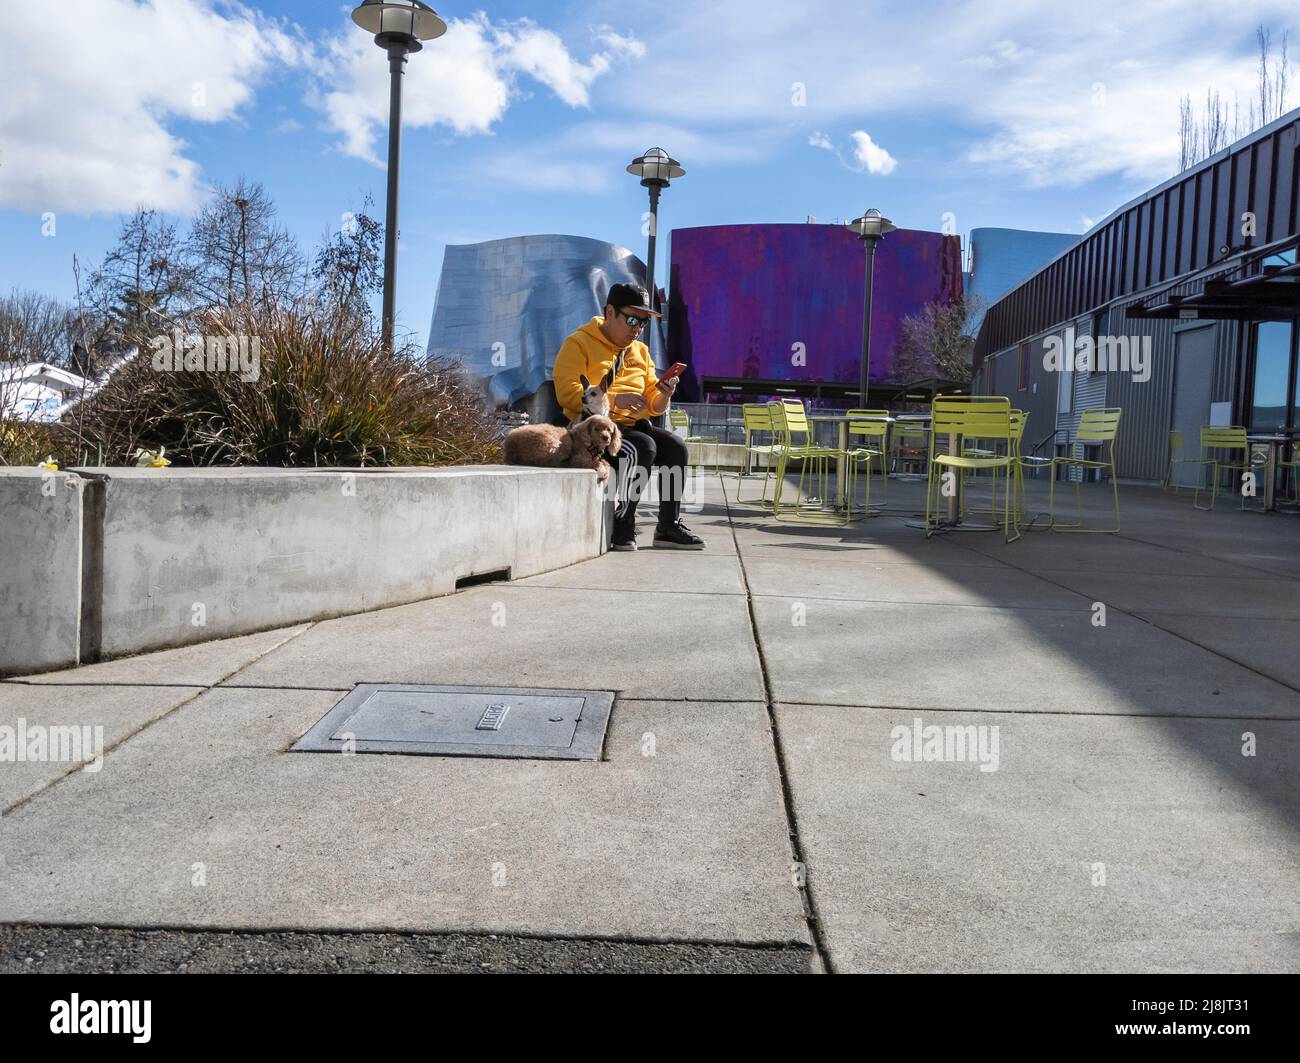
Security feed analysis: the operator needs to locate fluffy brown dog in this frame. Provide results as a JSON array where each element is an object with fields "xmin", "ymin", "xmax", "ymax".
[{"xmin": 504, "ymin": 415, "xmax": 622, "ymax": 482}]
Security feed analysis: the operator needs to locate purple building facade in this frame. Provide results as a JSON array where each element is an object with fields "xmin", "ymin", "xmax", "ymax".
[{"xmin": 666, "ymin": 223, "xmax": 963, "ymax": 402}]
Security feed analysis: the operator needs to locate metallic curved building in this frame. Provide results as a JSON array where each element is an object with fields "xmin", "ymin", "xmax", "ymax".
[
  {"xmin": 426, "ymin": 234, "xmax": 660, "ymax": 417},
  {"xmin": 962, "ymin": 226, "xmax": 1079, "ymax": 337}
]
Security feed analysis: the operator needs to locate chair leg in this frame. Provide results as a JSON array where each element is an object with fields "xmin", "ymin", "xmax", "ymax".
[
  {"xmin": 771, "ymin": 451, "xmax": 788, "ymax": 516},
  {"xmin": 925, "ymin": 459, "xmax": 937, "ymax": 537},
  {"xmin": 737, "ymin": 444, "xmax": 770, "ymax": 505},
  {"xmin": 1111, "ymin": 465, "xmax": 1121, "ymax": 531},
  {"xmin": 1194, "ymin": 462, "xmax": 1220, "ymax": 511},
  {"xmin": 1003, "ymin": 462, "xmax": 1021, "ymax": 543}
]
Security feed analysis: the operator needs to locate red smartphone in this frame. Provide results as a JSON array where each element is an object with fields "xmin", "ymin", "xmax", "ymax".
[{"xmin": 657, "ymin": 363, "xmax": 688, "ymax": 387}]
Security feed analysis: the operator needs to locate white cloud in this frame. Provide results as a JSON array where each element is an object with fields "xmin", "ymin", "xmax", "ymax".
[
  {"xmin": 589, "ymin": 0, "xmax": 1300, "ymax": 189},
  {"xmin": 0, "ymin": 0, "xmax": 302, "ymax": 215},
  {"xmin": 475, "ymin": 151, "xmax": 614, "ymax": 194},
  {"xmin": 313, "ymin": 15, "xmax": 644, "ymax": 164},
  {"xmin": 806, "ymin": 130, "xmax": 896, "ymax": 174},
  {"xmin": 594, "ymin": 27, "xmax": 647, "ymax": 61},
  {"xmin": 849, "ymin": 131, "xmax": 898, "ymax": 175},
  {"xmin": 962, "ymin": 39, "xmax": 1032, "ymax": 69},
  {"xmin": 467, "ymin": 119, "xmax": 766, "ymax": 196}
]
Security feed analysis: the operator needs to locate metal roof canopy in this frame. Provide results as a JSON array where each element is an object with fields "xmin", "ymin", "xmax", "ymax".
[
  {"xmin": 1126, "ymin": 239, "xmax": 1300, "ymax": 321},
  {"xmin": 291, "ymin": 684, "xmax": 614, "ymax": 760}
]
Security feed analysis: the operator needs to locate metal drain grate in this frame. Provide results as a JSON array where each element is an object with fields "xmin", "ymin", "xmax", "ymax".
[{"xmin": 291, "ymin": 684, "xmax": 614, "ymax": 760}]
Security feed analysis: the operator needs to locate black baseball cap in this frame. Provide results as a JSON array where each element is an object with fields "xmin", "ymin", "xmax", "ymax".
[{"xmin": 605, "ymin": 282, "xmax": 661, "ymax": 319}]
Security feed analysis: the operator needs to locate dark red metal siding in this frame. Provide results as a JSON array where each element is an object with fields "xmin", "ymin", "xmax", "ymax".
[
  {"xmin": 1195, "ymin": 169, "xmax": 1214, "ymax": 269},
  {"xmin": 1212, "ymin": 157, "xmax": 1233, "ymax": 257},
  {"xmin": 1253, "ymin": 137, "xmax": 1275, "ymax": 242},
  {"xmin": 1231, "ymin": 150, "xmax": 1252, "ymax": 248},
  {"xmin": 972, "ymin": 115, "xmax": 1300, "ymax": 366}
]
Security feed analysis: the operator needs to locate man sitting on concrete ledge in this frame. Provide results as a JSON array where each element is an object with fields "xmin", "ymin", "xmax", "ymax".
[{"xmin": 552, "ymin": 283, "xmax": 705, "ymax": 552}]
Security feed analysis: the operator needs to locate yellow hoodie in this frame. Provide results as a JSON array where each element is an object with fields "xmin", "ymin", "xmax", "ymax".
[{"xmin": 553, "ymin": 317, "xmax": 668, "ymax": 427}]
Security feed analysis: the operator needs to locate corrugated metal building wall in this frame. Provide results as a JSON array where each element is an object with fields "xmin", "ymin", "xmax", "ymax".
[
  {"xmin": 974, "ymin": 300, "xmax": 1244, "ymax": 481},
  {"xmin": 971, "ymin": 108, "xmax": 1300, "ymax": 482}
]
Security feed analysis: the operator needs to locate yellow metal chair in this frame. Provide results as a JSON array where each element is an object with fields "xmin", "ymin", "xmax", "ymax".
[
  {"xmin": 1281, "ymin": 444, "xmax": 1300, "ymax": 505},
  {"xmin": 1049, "ymin": 408, "xmax": 1122, "ymax": 532},
  {"xmin": 1163, "ymin": 430, "xmax": 1192, "ymax": 493},
  {"xmin": 1006, "ymin": 410, "xmax": 1030, "ymax": 523},
  {"xmin": 668, "ymin": 407, "xmax": 709, "ymax": 470},
  {"xmin": 924, "ymin": 397, "xmax": 1020, "ymax": 543},
  {"xmin": 770, "ymin": 399, "xmax": 849, "ymax": 526},
  {"xmin": 845, "ymin": 409, "xmax": 890, "ymax": 502},
  {"xmin": 1190, "ymin": 426, "xmax": 1267, "ymax": 511},
  {"xmin": 892, "ymin": 421, "xmax": 929, "ymax": 474},
  {"xmin": 959, "ymin": 406, "xmax": 1030, "ymax": 528},
  {"xmin": 736, "ymin": 403, "xmax": 779, "ymax": 504},
  {"xmin": 963, "ymin": 406, "xmax": 1028, "ymax": 521}
]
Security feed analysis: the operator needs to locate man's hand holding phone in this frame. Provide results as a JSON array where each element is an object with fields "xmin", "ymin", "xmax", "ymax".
[{"xmin": 656, "ymin": 363, "xmax": 687, "ymax": 393}]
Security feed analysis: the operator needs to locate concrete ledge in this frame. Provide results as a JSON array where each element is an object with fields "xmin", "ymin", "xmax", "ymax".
[
  {"xmin": 0, "ymin": 465, "xmax": 603, "ymax": 674},
  {"xmin": 686, "ymin": 442, "xmax": 747, "ymax": 469},
  {"xmin": 0, "ymin": 470, "xmax": 86, "ymax": 675}
]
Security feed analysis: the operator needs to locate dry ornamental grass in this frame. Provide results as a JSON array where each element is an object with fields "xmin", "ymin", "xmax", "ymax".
[{"xmin": 18, "ymin": 305, "xmax": 501, "ymax": 469}]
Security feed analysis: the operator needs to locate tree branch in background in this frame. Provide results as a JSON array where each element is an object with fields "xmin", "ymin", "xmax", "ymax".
[
  {"xmin": 1177, "ymin": 23, "xmax": 1291, "ymax": 173},
  {"xmin": 893, "ymin": 295, "xmax": 982, "ymax": 387}
]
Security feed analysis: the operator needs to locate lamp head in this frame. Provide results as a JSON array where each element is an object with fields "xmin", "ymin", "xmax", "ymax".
[
  {"xmin": 847, "ymin": 208, "xmax": 897, "ymax": 241},
  {"xmin": 627, "ymin": 147, "xmax": 685, "ymax": 188},
  {"xmin": 352, "ymin": 1, "xmax": 446, "ymax": 50}
]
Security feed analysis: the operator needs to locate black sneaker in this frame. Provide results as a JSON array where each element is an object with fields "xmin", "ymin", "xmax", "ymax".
[
  {"xmin": 611, "ymin": 528, "xmax": 638, "ymax": 552},
  {"xmin": 654, "ymin": 519, "xmax": 706, "ymax": 550}
]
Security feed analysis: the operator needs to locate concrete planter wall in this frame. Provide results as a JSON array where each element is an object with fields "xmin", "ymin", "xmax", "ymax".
[
  {"xmin": 0, "ymin": 466, "xmax": 604, "ymax": 676},
  {"xmin": 0, "ymin": 469, "xmax": 90, "ymax": 674}
]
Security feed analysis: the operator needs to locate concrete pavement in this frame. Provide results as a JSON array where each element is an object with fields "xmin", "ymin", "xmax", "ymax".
[{"xmin": 2, "ymin": 471, "xmax": 1297, "ymax": 972}]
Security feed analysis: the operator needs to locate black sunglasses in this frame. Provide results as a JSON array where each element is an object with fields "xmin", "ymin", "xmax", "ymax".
[{"xmin": 620, "ymin": 312, "xmax": 650, "ymax": 329}]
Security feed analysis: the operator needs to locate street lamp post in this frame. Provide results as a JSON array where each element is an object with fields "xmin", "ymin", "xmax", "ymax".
[
  {"xmin": 846, "ymin": 209, "xmax": 896, "ymax": 406},
  {"xmin": 351, "ymin": 1, "xmax": 447, "ymax": 349},
  {"xmin": 626, "ymin": 148, "xmax": 685, "ymax": 314}
]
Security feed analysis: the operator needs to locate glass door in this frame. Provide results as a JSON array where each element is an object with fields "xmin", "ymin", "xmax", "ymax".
[{"xmin": 1248, "ymin": 319, "xmax": 1297, "ymax": 432}]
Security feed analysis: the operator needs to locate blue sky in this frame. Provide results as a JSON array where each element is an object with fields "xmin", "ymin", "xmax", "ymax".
[{"xmin": 1, "ymin": 0, "xmax": 1296, "ymax": 351}]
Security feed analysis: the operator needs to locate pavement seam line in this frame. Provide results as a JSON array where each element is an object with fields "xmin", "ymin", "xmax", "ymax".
[
  {"xmin": 1, "ymin": 623, "xmax": 321, "ymax": 817},
  {"xmin": 1, "ymin": 686, "xmax": 210, "ymax": 818},
  {"xmin": 772, "ymin": 699, "xmax": 1300, "ymax": 722},
  {"xmin": 1113, "ymin": 528, "xmax": 1300, "ymax": 583},
  {"xmin": 749, "ymin": 592, "xmax": 1107, "ymax": 613},
  {"xmin": 720, "ymin": 470, "xmax": 832, "ymax": 975},
  {"xmin": 941, "ymin": 530, "xmax": 1300, "ymax": 699}
]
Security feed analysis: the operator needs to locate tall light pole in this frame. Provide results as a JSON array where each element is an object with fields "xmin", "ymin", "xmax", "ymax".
[
  {"xmin": 626, "ymin": 148, "xmax": 684, "ymax": 314},
  {"xmin": 846, "ymin": 209, "xmax": 896, "ymax": 406},
  {"xmin": 352, "ymin": 1, "xmax": 447, "ymax": 349}
]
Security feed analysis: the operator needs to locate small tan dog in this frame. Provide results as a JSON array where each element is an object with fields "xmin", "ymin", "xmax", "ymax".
[
  {"xmin": 504, "ymin": 415, "xmax": 622, "ymax": 482},
  {"xmin": 570, "ymin": 370, "xmax": 613, "ymax": 426}
]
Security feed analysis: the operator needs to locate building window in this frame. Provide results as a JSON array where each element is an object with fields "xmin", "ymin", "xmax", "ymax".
[
  {"xmin": 1248, "ymin": 320, "xmax": 1296, "ymax": 431},
  {"xmin": 1018, "ymin": 342, "xmax": 1029, "ymax": 391},
  {"xmin": 1091, "ymin": 310, "xmax": 1107, "ymax": 374}
]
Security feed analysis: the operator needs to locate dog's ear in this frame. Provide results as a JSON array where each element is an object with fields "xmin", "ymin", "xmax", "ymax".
[
  {"xmin": 599, "ymin": 370, "xmax": 612, "ymax": 392},
  {"xmin": 579, "ymin": 374, "xmax": 590, "ymax": 392}
]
